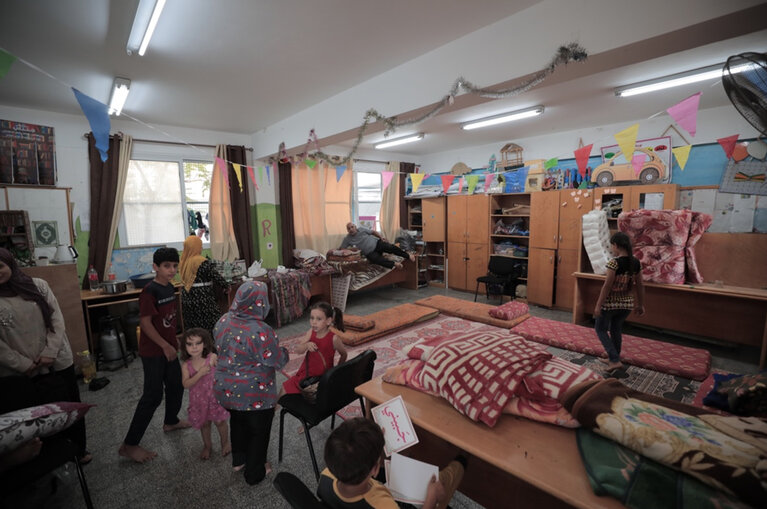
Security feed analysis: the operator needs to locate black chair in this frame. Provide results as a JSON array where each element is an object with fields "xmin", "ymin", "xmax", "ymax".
[
  {"xmin": 474, "ymin": 255, "xmax": 521, "ymax": 302},
  {"xmin": 278, "ymin": 350, "xmax": 377, "ymax": 480},
  {"xmin": 273, "ymin": 471, "xmax": 330, "ymax": 509}
]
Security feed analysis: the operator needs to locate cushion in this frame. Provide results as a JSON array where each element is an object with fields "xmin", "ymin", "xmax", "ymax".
[
  {"xmin": 332, "ymin": 303, "xmax": 439, "ymax": 346},
  {"xmin": 402, "ymin": 336, "xmax": 446, "ymax": 361},
  {"xmin": 488, "ymin": 300, "xmax": 529, "ymax": 321},
  {"xmin": 0, "ymin": 401, "xmax": 93, "ymax": 454},
  {"xmin": 413, "ymin": 295, "xmax": 530, "ymax": 329},
  {"xmin": 342, "ymin": 315, "xmax": 375, "ymax": 332}
]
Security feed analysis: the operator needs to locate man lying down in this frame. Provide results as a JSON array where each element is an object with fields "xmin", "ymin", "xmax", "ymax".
[{"xmin": 340, "ymin": 223, "xmax": 415, "ymax": 270}]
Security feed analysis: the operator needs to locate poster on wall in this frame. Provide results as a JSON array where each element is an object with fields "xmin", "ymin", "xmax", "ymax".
[
  {"xmin": 0, "ymin": 119, "xmax": 57, "ymax": 186},
  {"xmin": 600, "ymin": 136, "xmax": 672, "ymax": 184}
]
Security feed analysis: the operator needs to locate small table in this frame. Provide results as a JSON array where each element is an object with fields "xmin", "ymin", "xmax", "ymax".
[{"xmin": 355, "ymin": 377, "xmax": 623, "ymax": 509}]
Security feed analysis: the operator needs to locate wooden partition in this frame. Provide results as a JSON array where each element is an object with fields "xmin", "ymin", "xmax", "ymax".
[{"xmin": 694, "ymin": 233, "xmax": 767, "ymax": 289}]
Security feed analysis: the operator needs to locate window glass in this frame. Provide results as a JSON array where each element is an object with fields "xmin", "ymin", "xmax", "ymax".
[{"xmin": 355, "ymin": 172, "xmax": 381, "ymax": 229}]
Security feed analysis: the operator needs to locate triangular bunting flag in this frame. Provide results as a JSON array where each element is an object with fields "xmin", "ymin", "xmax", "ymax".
[
  {"xmin": 672, "ymin": 145, "xmax": 692, "ymax": 171},
  {"xmin": 484, "ymin": 174, "xmax": 494, "ymax": 192},
  {"xmin": 0, "ymin": 49, "xmax": 17, "ymax": 79},
  {"xmin": 381, "ymin": 171, "xmax": 394, "ymax": 192},
  {"xmin": 335, "ymin": 165, "xmax": 347, "ymax": 182},
  {"xmin": 458, "ymin": 176, "xmax": 465, "ymax": 193},
  {"xmin": 247, "ymin": 165, "xmax": 260, "ymax": 190},
  {"xmin": 232, "ymin": 163, "xmax": 243, "ymax": 191},
  {"xmin": 215, "ymin": 157, "xmax": 229, "ymax": 189},
  {"xmin": 258, "ymin": 166, "xmax": 264, "ymax": 184},
  {"xmin": 410, "ymin": 173, "xmax": 425, "ymax": 193},
  {"xmin": 631, "ymin": 153, "xmax": 646, "ymax": 177},
  {"xmin": 305, "ymin": 158, "xmax": 317, "ymax": 169},
  {"xmin": 666, "ymin": 92, "xmax": 701, "ymax": 138},
  {"xmin": 72, "ymin": 88, "xmax": 110, "ymax": 162},
  {"xmin": 614, "ymin": 123, "xmax": 639, "ymax": 161},
  {"xmin": 544, "ymin": 157, "xmax": 558, "ymax": 169},
  {"xmin": 574, "ymin": 144, "xmax": 593, "ymax": 178},
  {"xmin": 440, "ymin": 175, "xmax": 455, "ymax": 194},
  {"xmin": 466, "ymin": 175, "xmax": 479, "ymax": 194},
  {"xmin": 717, "ymin": 135, "xmax": 739, "ymax": 159},
  {"xmin": 266, "ymin": 165, "xmax": 271, "ymax": 185}
]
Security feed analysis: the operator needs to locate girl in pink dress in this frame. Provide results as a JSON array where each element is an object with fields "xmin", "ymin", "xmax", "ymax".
[
  {"xmin": 281, "ymin": 302, "xmax": 348, "ymax": 396},
  {"xmin": 181, "ymin": 327, "xmax": 231, "ymax": 459}
]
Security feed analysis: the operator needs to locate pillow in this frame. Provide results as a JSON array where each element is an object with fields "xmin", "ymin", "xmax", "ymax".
[
  {"xmin": 488, "ymin": 300, "xmax": 529, "ymax": 321},
  {"xmin": 343, "ymin": 315, "xmax": 375, "ymax": 332},
  {"xmin": 403, "ymin": 336, "xmax": 446, "ymax": 361},
  {"xmin": 0, "ymin": 401, "xmax": 93, "ymax": 454}
]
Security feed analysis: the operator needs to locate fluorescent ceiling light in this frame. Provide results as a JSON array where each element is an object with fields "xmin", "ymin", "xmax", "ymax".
[
  {"xmin": 615, "ymin": 62, "xmax": 753, "ymax": 97},
  {"xmin": 375, "ymin": 133, "xmax": 424, "ymax": 149},
  {"xmin": 126, "ymin": 0, "xmax": 167, "ymax": 56},
  {"xmin": 109, "ymin": 77, "xmax": 131, "ymax": 116},
  {"xmin": 462, "ymin": 106, "xmax": 544, "ymax": 130}
]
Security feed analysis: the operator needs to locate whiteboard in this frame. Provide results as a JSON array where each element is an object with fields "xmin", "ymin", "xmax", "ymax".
[{"xmin": 3, "ymin": 187, "xmax": 72, "ymax": 244}]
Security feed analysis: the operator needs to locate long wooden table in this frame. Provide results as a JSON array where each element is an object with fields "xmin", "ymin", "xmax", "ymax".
[
  {"xmin": 355, "ymin": 378, "xmax": 623, "ymax": 509},
  {"xmin": 572, "ymin": 272, "xmax": 767, "ymax": 369}
]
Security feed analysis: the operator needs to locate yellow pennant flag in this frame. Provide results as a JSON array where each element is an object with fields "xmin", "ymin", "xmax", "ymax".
[
  {"xmin": 466, "ymin": 175, "xmax": 479, "ymax": 194},
  {"xmin": 614, "ymin": 123, "xmax": 639, "ymax": 162},
  {"xmin": 232, "ymin": 163, "xmax": 244, "ymax": 191},
  {"xmin": 410, "ymin": 173, "xmax": 425, "ymax": 193},
  {"xmin": 672, "ymin": 145, "xmax": 692, "ymax": 171}
]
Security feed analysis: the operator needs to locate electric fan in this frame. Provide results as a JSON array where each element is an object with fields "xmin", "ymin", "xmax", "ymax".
[{"xmin": 722, "ymin": 52, "xmax": 767, "ymax": 135}]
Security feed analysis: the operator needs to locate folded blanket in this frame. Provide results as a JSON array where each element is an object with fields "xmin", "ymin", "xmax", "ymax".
[{"xmin": 562, "ymin": 379, "xmax": 767, "ymax": 507}]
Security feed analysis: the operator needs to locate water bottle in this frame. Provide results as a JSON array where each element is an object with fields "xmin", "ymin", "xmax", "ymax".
[
  {"xmin": 107, "ymin": 263, "xmax": 117, "ymax": 281},
  {"xmin": 87, "ymin": 265, "xmax": 100, "ymax": 291}
]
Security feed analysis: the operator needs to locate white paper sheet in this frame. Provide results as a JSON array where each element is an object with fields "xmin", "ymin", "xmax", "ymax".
[
  {"xmin": 690, "ymin": 189, "xmax": 716, "ymax": 215},
  {"xmin": 387, "ymin": 453, "xmax": 439, "ymax": 505},
  {"xmin": 371, "ymin": 396, "xmax": 419, "ymax": 455}
]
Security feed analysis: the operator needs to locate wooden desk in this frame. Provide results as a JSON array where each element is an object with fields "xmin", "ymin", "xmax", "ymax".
[
  {"xmin": 356, "ymin": 378, "xmax": 622, "ymax": 509},
  {"xmin": 572, "ymin": 272, "xmax": 767, "ymax": 369}
]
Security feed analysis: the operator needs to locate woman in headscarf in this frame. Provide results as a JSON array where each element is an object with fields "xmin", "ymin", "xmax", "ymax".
[
  {"xmin": 178, "ymin": 235, "xmax": 229, "ymax": 333},
  {"xmin": 213, "ymin": 281, "xmax": 288, "ymax": 486},
  {"xmin": 0, "ymin": 247, "xmax": 90, "ymax": 463}
]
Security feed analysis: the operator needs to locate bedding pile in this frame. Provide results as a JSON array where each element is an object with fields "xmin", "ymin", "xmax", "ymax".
[
  {"xmin": 326, "ymin": 255, "xmax": 403, "ymax": 291},
  {"xmin": 292, "ymin": 248, "xmax": 336, "ymax": 276}
]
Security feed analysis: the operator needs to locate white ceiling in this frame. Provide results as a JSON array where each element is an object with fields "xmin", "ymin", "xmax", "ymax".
[{"xmin": 0, "ymin": 0, "xmax": 765, "ymax": 158}]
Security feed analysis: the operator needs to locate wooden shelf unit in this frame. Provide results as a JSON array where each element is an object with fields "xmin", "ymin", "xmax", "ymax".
[
  {"xmin": 488, "ymin": 193, "xmax": 530, "ymax": 295},
  {"xmin": 0, "ymin": 209, "xmax": 34, "ymax": 263},
  {"xmin": 406, "ymin": 197, "xmax": 447, "ymax": 288}
]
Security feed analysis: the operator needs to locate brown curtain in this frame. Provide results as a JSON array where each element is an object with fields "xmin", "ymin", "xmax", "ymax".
[
  {"xmin": 226, "ymin": 145, "xmax": 254, "ymax": 264},
  {"xmin": 278, "ymin": 160, "xmax": 295, "ymax": 267},
  {"xmin": 399, "ymin": 162, "xmax": 416, "ymax": 229},
  {"xmin": 85, "ymin": 133, "xmax": 122, "ymax": 288}
]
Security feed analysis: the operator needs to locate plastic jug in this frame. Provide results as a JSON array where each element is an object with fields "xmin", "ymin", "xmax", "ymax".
[{"xmin": 77, "ymin": 350, "xmax": 97, "ymax": 384}]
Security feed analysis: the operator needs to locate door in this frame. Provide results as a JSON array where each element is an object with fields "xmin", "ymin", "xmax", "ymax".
[
  {"xmin": 627, "ymin": 184, "xmax": 679, "ymax": 212},
  {"xmin": 447, "ymin": 241, "xmax": 466, "ymax": 290},
  {"xmin": 530, "ymin": 192, "xmax": 559, "ymax": 249},
  {"xmin": 447, "ymin": 195, "xmax": 467, "ymax": 243},
  {"xmin": 554, "ymin": 248, "xmax": 579, "ymax": 310},
  {"xmin": 528, "ymin": 247, "xmax": 555, "ymax": 307},
  {"xmin": 465, "ymin": 194, "xmax": 489, "ymax": 243},
  {"xmin": 558, "ymin": 189, "xmax": 594, "ymax": 250},
  {"xmin": 422, "ymin": 198, "xmax": 445, "ymax": 242},
  {"xmin": 465, "ymin": 243, "xmax": 488, "ymax": 291}
]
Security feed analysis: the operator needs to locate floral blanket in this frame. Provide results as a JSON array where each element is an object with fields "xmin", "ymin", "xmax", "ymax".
[
  {"xmin": 562, "ymin": 378, "xmax": 767, "ymax": 507},
  {"xmin": 267, "ymin": 270, "xmax": 312, "ymax": 327}
]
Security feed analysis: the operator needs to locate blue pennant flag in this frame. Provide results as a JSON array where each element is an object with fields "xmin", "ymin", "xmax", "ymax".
[
  {"xmin": 72, "ymin": 88, "xmax": 110, "ymax": 162},
  {"xmin": 266, "ymin": 165, "xmax": 271, "ymax": 185},
  {"xmin": 335, "ymin": 165, "xmax": 347, "ymax": 182}
]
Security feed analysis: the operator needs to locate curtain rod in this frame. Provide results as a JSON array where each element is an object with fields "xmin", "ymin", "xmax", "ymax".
[
  {"xmin": 82, "ymin": 133, "xmax": 253, "ymax": 151},
  {"xmin": 353, "ymin": 158, "xmax": 388, "ymax": 164}
]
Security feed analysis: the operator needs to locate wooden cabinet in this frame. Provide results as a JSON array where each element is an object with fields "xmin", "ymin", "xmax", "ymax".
[
  {"xmin": 488, "ymin": 193, "xmax": 531, "ymax": 292},
  {"xmin": 447, "ymin": 194, "xmax": 489, "ymax": 291},
  {"xmin": 422, "ymin": 198, "xmax": 445, "ymax": 242},
  {"xmin": 594, "ymin": 184, "xmax": 679, "ymax": 231},
  {"xmin": 528, "ymin": 247, "xmax": 555, "ymax": 306},
  {"xmin": 407, "ymin": 197, "xmax": 446, "ymax": 287},
  {"xmin": 530, "ymin": 191, "xmax": 559, "ymax": 249},
  {"xmin": 554, "ymin": 248, "xmax": 579, "ymax": 309}
]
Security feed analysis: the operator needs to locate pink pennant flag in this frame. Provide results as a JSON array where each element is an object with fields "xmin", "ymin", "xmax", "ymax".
[
  {"xmin": 458, "ymin": 177, "xmax": 465, "ymax": 193},
  {"xmin": 381, "ymin": 171, "xmax": 394, "ymax": 192},
  {"xmin": 631, "ymin": 153, "xmax": 647, "ymax": 177},
  {"xmin": 484, "ymin": 174, "xmax": 494, "ymax": 192},
  {"xmin": 717, "ymin": 135, "xmax": 739, "ymax": 159},
  {"xmin": 574, "ymin": 144, "xmax": 593, "ymax": 178},
  {"xmin": 215, "ymin": 157, "xmax": 229, "ymax": 189},
  {"xmin": 440, "ymin": 175, "xmax": 455, "ymax": 194},
  {"xmin": 247, "ymin": 166, "xmax": 260, "ymax": 190},
  {"xmin": 666, "ymin": 92, "xmax": 701, "ymax": 138}
]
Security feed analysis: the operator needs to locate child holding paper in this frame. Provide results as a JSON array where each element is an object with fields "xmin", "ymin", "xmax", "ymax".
[{"xmin": 318, "ymin": 417, "xmax": 465, "ymax": 509}]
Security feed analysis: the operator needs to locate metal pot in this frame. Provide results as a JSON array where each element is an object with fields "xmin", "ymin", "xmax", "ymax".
[{"xmin": 101, "ymin": 280, "xmax": 127, "ymax": 294}]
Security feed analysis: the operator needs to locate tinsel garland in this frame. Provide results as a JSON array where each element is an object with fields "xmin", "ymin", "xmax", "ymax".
[{"xmin": 275, "ymin": 42, "xmax": 588, "ymax": 166}]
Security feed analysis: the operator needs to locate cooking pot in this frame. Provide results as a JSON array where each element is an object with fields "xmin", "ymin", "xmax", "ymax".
[{"xmin": 101, "ymin": 280, "xmax": 128, "ymax": 294}]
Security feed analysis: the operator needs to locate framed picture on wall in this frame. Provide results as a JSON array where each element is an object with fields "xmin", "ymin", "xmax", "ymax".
[
  {"xmin": 0, "ymin": 119, "xmax": 57, "ymax": 186},
  {"xmin": 32, "ymin": 220, "xmax": 59, "ymax": 247}
]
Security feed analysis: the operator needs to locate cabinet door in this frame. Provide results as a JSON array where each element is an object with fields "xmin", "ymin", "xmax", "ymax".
[
  {"xmin": 465, "ymin": 242, "xmax": 488, "ymax": 291},
  {"xmin": 465, "ymin": 195, "xmax": 489, "ymax": 243},
  {"xmin": 627, "ymin": 184, "xmax": 679, "ymax": 211},
  {"xmin": 558, "ymin": 189, "xmax": 594, "ymax": 250},
  {"xmin": 528, "ymin": 247, "xmax": 555, "ymax": 307},
  {"xmin": 422, "ymin": 198, "xmax": 445, "ymax": 242},
  {"xmin": 530, "ymin": 192, "xmax": 559, "ymax": 249},
  {"xmin": 447, "ymin": 196, "xmax": 467, "ymax": 243},
  {"xmin": 554, "ymin": 248, "xmax": 579, "ymax": 310},
  {"xmin": 447, "ymin": 241, "xmax": 466, "ymax": 290}
]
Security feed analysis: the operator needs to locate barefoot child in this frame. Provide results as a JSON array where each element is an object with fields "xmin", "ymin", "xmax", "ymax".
[
  {"xmin": 281, "ymin": 302, "xmax": 348, "ymax": 397},
  {"xmin": 180, "ymin": 328, "xmax": 231, "ymax": 459},
  {"xmin": 119, "ymin": 247, "xmax": 190, "ymax": 463}
]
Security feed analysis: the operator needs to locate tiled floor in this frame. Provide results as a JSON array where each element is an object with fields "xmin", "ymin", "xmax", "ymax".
[{"xmin": 9, "ymin": 284, "xmax": 760, "ymax": 508}]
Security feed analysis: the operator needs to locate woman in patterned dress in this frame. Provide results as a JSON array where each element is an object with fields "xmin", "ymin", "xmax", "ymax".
[{"xmin": 179, "ymin": 235, "xmax": 229, "ymax": 333}]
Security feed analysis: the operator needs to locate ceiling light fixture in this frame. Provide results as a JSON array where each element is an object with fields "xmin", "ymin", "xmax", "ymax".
[
  {"xmin": 461, "ymin": 106, "xmax": 544, "ymax": 130},
  {"xmin": 109, "ymin": 77, "xmax": 131, "ymax": 116},
  {"xmin": 126, "ymin": 0, "xmax": 167, "ymax": 56},
  {"xmin": 375, "ymin": 133, "xmax": 424, "ymax": 149},
  {"xmin": 615, "ymin": 62, "xmax": 753, "ymax": 97}
]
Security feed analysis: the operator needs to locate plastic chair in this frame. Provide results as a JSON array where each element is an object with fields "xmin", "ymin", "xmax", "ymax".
[
  {"xmin": 474, "ymin": 255, "xmax": 520, "ymax": 302},
  {"xmin": 273, "ymin": 471, "xmax": 329, "ymax": 509},
  {"xmin": 278, "ymin": 350, "xmax": 377, "ymax": 480}
]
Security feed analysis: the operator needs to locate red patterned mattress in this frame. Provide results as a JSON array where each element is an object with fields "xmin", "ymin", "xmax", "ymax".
[{"xmin": 511, "ymin": 316, "xmax": 710, "ymax": 381}]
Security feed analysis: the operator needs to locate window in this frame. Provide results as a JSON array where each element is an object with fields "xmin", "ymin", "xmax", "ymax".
[
  {"xmin": 355, "ymin": 172, "xmax": 382, "ymax": 230},
  {"xmin": 119, "ymin": 158, "xmax": 213, "ymax": 248}
]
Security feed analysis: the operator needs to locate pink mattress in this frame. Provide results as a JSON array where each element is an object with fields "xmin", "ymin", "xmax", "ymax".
[{"xmin": 511, "ymin": 316, "xmax": 711, "ymax": 381}]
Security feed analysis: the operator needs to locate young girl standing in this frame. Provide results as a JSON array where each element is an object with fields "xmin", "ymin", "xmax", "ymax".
[
  {"xmin": 594, "ymin": 232, "xmax": 645, "ymax": 372},
  {"xmin": 180, "ymin": 327, "xmax": 231, "ymax": 459},
  {"xmin": 281, "ymin": 302, "xmax": 348, "ymax": 396}
]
